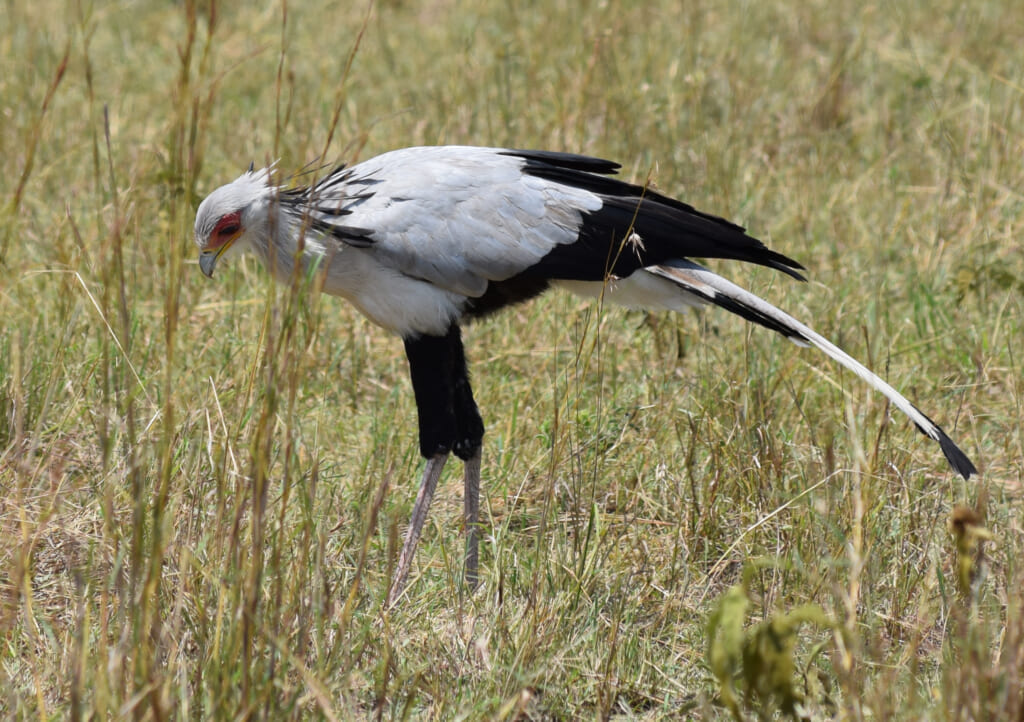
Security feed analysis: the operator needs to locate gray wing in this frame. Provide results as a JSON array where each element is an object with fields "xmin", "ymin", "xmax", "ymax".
[{"xmin": 304, "ymin": 146, "xmax": 602, "ymax": 297}]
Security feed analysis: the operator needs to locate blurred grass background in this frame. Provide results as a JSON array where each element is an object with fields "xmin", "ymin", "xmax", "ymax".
[{"xmin": 1, "ymin": 0, "xmax": 1021, "ymax": 718}]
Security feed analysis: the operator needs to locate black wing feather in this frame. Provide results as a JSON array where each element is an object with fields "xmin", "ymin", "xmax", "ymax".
[{"xmin": 503, "ymin": 149, "xmax": 806, "ymax": 283}]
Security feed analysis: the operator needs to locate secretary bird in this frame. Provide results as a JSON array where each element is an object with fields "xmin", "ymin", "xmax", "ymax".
[{"xmin": 194, "ymin": 145, "xmax": 976, "ymax": 604}]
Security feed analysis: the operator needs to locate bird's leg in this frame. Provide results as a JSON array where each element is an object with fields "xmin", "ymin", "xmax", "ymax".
[
  {"xmin": 451, "ymin": 328, "xmax": 485, "ymax": 591},
  {"xmin": 393, "ymin": 325, "xmax": 485, "ymax": 601},
  {"xmin": 462, "ymin": 451, "xmax": 481, "ymax": 590},
  {"xmin": 388, "ymin": 452, "xmax": 449, "ymax": 607}
]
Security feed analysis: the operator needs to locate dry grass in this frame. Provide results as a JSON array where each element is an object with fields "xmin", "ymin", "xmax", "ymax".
[{"xmin": 1, "ymin": 0, "xmax": 1022, "ymax": 718}]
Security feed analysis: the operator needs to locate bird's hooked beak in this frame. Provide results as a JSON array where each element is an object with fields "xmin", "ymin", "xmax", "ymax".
[
  {"xmin": 198, "ymin": 226, "xmax": 242, "ymax": 278},
  {"xmin": 198, "ymin": 250, "xmax": 220, "ymax": 278}
]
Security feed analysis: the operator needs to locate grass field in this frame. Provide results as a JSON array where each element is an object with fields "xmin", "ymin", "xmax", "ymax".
[{"xmin": 2, "ymin": 0, "xmax": 1022, "ymax": 718}]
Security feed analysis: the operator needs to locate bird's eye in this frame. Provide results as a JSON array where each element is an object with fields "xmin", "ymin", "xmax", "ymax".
[{"xmin": 211, "ymin": 212, "xmax": 243, "ymax": 242}]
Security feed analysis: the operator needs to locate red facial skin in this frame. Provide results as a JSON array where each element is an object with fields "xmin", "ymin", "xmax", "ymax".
[{"xmin": 207, "ymin": 211, "xmax": 242, "ymax": 252}]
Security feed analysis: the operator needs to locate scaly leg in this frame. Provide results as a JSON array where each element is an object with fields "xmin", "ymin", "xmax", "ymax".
[
  {"xmin": 463, "ymin": 450, "xmax": 481, "ymax": 590},
  {"xmin": 388, "ymin": 452, "xmax": 449, "ymax": 607}
]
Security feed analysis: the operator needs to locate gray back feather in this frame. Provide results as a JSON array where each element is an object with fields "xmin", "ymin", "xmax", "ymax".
[{"xmin": 299, "ymin": 146, "xmax": 601, "ymax": 297}]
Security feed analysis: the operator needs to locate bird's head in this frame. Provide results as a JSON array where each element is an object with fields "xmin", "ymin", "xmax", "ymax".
[{"xmin": 194, "ymin": 166, "xmax": 276, "ymax": 278}]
